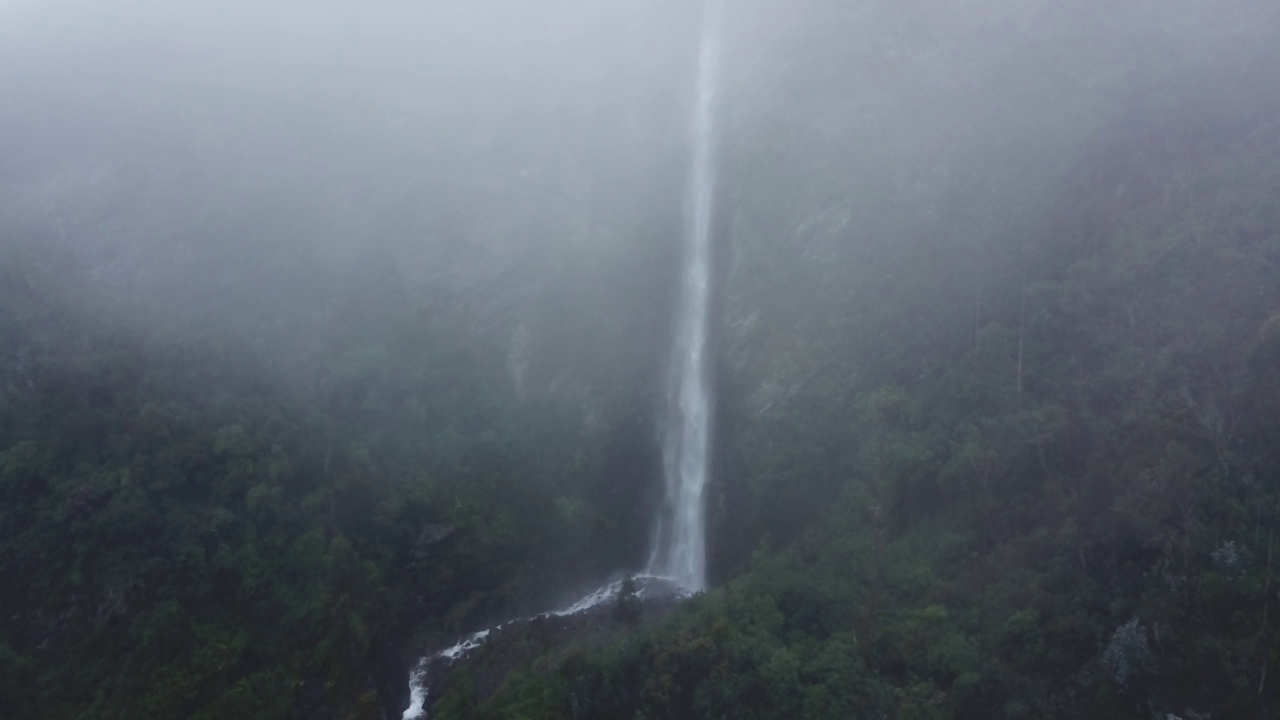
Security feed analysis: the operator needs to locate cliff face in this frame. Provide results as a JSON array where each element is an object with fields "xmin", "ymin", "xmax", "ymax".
[
  {"xmin": 7, "ymin": 0, "xmax": 1279, "ymax": 570},
  {"xmin": 704, "ymin": 0, "xmax": 1280, "ymax": 573},
  {"xmin": 5, "ymin": 0, "xmax": 1278, "ymax": 556}
]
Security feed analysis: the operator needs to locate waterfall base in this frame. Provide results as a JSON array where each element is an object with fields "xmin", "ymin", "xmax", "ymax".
[{"xmin": 402, "ymin": 576, "xmax": 691, "ymax": 719}]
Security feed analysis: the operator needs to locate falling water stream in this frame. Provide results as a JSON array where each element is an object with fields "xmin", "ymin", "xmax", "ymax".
[
  {"xmin": 401, "ymin": 3, "xmax": 723, "ymax": 716},
  {"xmin": 646, "ymin": 0, "xmax": 723, "ymax": 593}
]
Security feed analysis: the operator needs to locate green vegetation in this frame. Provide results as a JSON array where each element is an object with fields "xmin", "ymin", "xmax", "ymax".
[
  {"xmin": 2, "ymin": 1, "xmax": 1279, "ymax": 719},
  {"xmin": 0, "ymin": 243, "xmax": 648, "ymax": 719}
]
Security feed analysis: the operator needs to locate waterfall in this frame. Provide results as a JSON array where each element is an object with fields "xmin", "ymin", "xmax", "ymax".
[
  {"xmin": 401, "ymin": 5, "xmax": 726, "ymax": 715},
  {"xmin": 647, "ymin": 0, "xmax": 724, "ymax": 593}
]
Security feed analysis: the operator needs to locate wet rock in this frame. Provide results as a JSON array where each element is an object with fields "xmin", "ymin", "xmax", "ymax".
[{"xmin": 370, "ymin": 638, "xmax": 410, "ymax": 720}]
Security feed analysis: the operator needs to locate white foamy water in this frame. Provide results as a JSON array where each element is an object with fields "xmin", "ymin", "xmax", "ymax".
[
  {"xmin": 401, "ymin": 576, "xmax": 686, "ymax": 719},
  {"xmin": 647, "ymin": 0, "xmax": 724, "ymax": 593}
]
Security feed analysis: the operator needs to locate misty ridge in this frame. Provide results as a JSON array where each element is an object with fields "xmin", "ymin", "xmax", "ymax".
[{"xmin": 2, "ymin": 0, "xmax": 1280, "ymax": 719}]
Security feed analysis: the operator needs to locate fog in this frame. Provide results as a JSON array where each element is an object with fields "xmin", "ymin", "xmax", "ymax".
[
  {"xmin": 0, "ymin": 1, "xmax": 706, "ymax": 396},
  {"xmin": 3, "ymin": 1, "xmax": 1280, "ymax": 718},
  {"xmin": 1, "ymin": 0, "xmax": 689, "ymax": 271},
  {"xmin": 3, "ymin": 0, "xmax": 1276, "ymax": 306},
  {"xmin": 4, "ymin": 8, "xmax": 1272, "ymax": 218}
]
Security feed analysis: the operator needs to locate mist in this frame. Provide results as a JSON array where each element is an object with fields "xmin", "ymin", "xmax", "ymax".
[{"xmin": 2, "ymin": 0, "xmax": 1280, "ymax": 718}]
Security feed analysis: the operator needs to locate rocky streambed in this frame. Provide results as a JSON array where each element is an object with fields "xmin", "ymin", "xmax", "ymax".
[{"xmin": 404, "ymin": 575, "xmax": 689, "ymax": 719}]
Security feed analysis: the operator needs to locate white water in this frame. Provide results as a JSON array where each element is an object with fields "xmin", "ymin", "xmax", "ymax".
[
  {"xmin": 402, "ymin": 4, "xmax": 725, "ymax": 715},
  {"xmin": 647, "ymin": 0, "xmax": 724, "ymax": 593},
  {"xmin": 401, "ymin": 576, "xmax": 685, "ymax": 719}
]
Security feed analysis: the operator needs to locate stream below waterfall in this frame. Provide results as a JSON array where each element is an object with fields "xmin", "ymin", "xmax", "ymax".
[{"xmin": 400, "ymin": 576, "xmax": 688, "ymax": 719}]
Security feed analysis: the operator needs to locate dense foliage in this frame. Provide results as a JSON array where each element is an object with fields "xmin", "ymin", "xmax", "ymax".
[
  {"xmin": 0, "ymin": 242, "xmax": 654, "ymax": 718},
  {"xmin": 3, "ymin": 1, "xmax": 1280, "ymax": 719}
]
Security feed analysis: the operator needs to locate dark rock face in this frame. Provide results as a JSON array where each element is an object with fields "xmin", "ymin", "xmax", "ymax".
[{"xmin": 371, "ymin": 638, "xmax": 410, "ymax": 720}]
